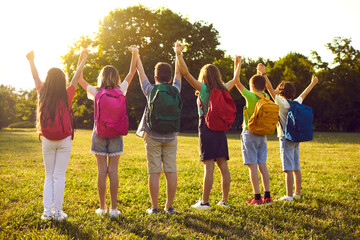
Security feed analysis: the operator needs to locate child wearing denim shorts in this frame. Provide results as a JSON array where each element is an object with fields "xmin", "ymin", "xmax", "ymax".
[
  {"xmin": 78, "ymin": 46, "xmax": 138, "ymax": 218},
  {"xmin": 259, "ymin": 63, "xmax": 318, "ymax": 201},
  {"xmin": 235, "ymin": 63, "xmax": 272, "ymax": 205}
]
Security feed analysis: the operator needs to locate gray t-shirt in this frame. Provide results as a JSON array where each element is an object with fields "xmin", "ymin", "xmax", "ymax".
[{"xmin": 136, "ymin": 79, "xmax": 181, "ymax": 143}]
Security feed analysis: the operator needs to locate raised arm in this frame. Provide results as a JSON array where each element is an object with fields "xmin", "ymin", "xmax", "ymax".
[
  {"xmin": 175, "ymin": 42, "xmax": 202, "ymax": 91},
  {"xmin": 26, "ymin": 51, "xmax": 42, "ymax": 89},
  {"xmin": 226, "ymin": 55, "xmax": 241, "ymax": 90},
  {"xmin": 136, "ymin": 52, "xmax": 148, "ymax": 84},
  {"xmin": 123, "ymin": 45, "xmax": 139, "ymax": 85},
  {"xmin": 70, "ymin": 48, "xmax": 89, "ymax": 88},
  {"xmin": 298, "ymin": 76, "xmax": 318, "ymax": 101},
  {"xmin": 174, "ymin": 42, "xmax": 182, "ymax": 83},
  {"xmin": 257, "ymin": 63, "xmax": 276, "ymax": 100}
]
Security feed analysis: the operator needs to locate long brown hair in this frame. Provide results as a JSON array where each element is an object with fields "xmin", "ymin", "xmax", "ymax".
[
  {"xmin": 97, "ymin": 65, "xmax": 120, "ymax": 89},
  {"xmin": 37, "ymin": 68, "xmax": 69, "ymax": 131},
  {"xmin": 196, "ymin": 64, "xmax": 227, "ymax": 95}
]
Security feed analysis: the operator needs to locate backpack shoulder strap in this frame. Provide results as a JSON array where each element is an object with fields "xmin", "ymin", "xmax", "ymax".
[{"xmin": 254, "ymin": 92, "xmax": 268, "ymax": 99}]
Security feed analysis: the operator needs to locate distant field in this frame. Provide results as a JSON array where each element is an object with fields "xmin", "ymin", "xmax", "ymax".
[{"xmin": 0, "ymin": 129, "xmax": 359, "ymax": 239}]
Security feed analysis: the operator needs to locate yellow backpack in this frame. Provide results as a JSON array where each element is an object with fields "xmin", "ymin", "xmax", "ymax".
[{"xmin": 246, "ymin": 93, "xmax": 279, "ymax": 135}]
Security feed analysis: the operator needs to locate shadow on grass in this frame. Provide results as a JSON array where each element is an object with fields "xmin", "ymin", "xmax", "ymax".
[{"xmin": 53, "ymin": 220, "xmax": 94, "ymax": 240}]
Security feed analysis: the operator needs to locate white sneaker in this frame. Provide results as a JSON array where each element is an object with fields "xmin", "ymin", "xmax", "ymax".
[
  {"xmin": 293, "ymin": 194, "xmax": 303, "ymax": 200},
  {"xmin": 41, "ymin": 214, "xmax": 53, "ymax": 221},
  {"xmin": 279, "ymin": 195, "xmax": 294, "ymax": 201},
  {"xmin": 54, "ymin": 210, "xmax": 68, "ymax": 221},
  {"xmin": 95, "ymin": 208, "xmax": 107, "ymax": 217},
  {"xmin": 191, "ymin": 200, "xmax": 210, "ymax": 210},
  {"xmin": 109, "ymin": 209, "xmax": 121, "ymax": 219}
]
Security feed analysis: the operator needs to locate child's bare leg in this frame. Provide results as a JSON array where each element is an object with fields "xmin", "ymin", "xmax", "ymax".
[
  {"xmin": 216, "ymin": 158, "xmax": 230, "ymax": 203},
  {"xmin": 258, "ymin": 164, "xmax": 270, "ymax": 192},
  {"xmin": 248, "ymin": 164, "xmax": 260, "ymax": 194},
  {"xmin": 285, "ymin": 171, "xmax": 294, "ymax": 196},
  {"xmin": 108, "ymin": 155, "xmax": 120, "ymax": 210},
  {"xmin": 202, "ymin": 159, "xmax": 215, "ymax": 203},
  {"xmin": 149, "ymin": 173, "xmax": 161, "ymax": 209},
  {"xmin": 164, "ymin": 172, "xmax": 177, "ymax": 209},
  {"xmin": 294, "ymin": 170, "xmax": 302, "ymax": 195},
  {"xmin": 96, "ymin": 155, "xmax": 108, "ymax": 209}
]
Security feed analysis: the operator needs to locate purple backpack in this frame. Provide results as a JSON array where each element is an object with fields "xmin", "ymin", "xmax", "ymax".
[{"xmin": 94, "ymin": 87, "xmax": 128, "ymax": 138}]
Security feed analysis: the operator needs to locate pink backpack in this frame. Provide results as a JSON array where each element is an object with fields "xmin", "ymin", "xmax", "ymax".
[
  {"xmin": 94, "ymin": 87, "xmax": 128, "ymax": 138},
  {"xmin": 41, "ymin": 101, "xmax": 74, "ymax": 140}
]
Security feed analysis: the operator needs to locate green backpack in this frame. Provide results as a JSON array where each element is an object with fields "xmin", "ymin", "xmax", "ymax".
[{"xmin": 146, "ymin": 84, "xmax": 182, "ymax": 133}]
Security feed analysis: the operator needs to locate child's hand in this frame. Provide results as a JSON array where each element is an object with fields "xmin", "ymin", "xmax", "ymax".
[
  {"xmin": 174, "ymin": 42, "xmax": 184, "ymax": 55},
  {"xmin": 235, "ymin": 55, "xmax": 241, "ymax": 68},
  {"xmin": 128, "ymin": 45, "xmax": 139, "ymax": 54},
  {"xmin": 77, "ymin": 48, "xmax": 89, "ymax": 67},
  {"xmin": 311, "ymin": 76, "xmax": 318, "ymax": 85},
  {"xmin": 26, "ymin": 51, "xmax": 34, "ymax": 62},
  {"xmin": 257, "ymin": 63, "xmax": 266, "ymax": 75}
]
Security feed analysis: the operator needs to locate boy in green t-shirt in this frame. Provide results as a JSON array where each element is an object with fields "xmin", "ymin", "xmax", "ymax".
[{"xmin": 235, "ymin": 59, "xmax": 272, "ymax": 205}]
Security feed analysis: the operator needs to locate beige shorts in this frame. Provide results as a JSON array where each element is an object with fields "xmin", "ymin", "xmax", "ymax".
[{"xmin": 144, "ymin": 133, "xmax": 177, "ymax": 173}]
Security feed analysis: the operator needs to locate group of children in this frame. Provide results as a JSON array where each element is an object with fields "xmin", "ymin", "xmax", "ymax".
[{"xmin": 26, "ymin": 41, "xmax": 318, "ymax": 221}]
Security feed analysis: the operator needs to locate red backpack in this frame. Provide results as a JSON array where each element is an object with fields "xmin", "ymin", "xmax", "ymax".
[
  {"xmin": 94, "ymin": 87, "xmax": 128, "ymax": 138},
  {"xmin": 198, "ymin": 88, "xmax": 237, "ymax": 131},
  {"xmin": 40, "ymin": 102, "xmax": 74, "ymax": 141}
]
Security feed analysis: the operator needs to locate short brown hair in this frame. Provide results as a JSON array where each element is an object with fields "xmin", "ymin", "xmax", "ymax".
[
  {"xmin": 276, "ymin": 81, "xmax": 296, "ymax": 99},
  {"xmin": 250, "ymin": 75, "xmax": 266, "ymax": 91},
  {"xmin": 155, "ymin": 62, "xmax": 172, "ymax": 83}
]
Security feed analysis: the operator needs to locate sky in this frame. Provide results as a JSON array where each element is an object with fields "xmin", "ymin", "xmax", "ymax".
[{"xmin": 0, "ymin": 0, "xmax": 359, "ymax": 91}]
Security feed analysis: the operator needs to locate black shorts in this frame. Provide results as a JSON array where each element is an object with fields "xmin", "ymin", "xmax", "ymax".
[{"xmin": 198, "ymin": 116, "xmax": 229, "ymax": 161}]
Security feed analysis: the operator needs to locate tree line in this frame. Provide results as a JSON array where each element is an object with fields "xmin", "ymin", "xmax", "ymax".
[{"xmin": 1, "ymin": 5, "xmax": 359, "ymax": 132}]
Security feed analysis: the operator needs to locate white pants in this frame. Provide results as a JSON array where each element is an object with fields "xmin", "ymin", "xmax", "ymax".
[{"xmin": 42, "ymin": 136, "xmax": 72, "ymax": 216}]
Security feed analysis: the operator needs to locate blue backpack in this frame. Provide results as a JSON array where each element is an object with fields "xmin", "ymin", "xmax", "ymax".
[{"xmin": 283, "ymin": 100, "xmax": 313, "ymax": 142}]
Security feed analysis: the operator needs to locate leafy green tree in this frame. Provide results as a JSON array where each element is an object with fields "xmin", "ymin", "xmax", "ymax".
[
  {"xmin": 312, "ymin": 37, "xmax": 360, "ymax": 131},
  {"xmin": 62, "ymin": 5, "xmax": 224, "ymax": 130},
  {"xmin": 16, "ymin": 89, "xmax": 37, "ymax": 123},
  {"xmin": 0, "ymin": 85, "xmax": 17, "ymax": 129}
]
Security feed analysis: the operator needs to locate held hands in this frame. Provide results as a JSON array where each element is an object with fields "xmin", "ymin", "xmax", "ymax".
[
  {"xmin": 26, "ymin": 51, "xmax": 34, "ymax": 62},
  {"xmin": 257, "ymin": 63, "xmax": 266, "ymax": 75},
  {"xmin": 77, "ymin": 48, "xmax": 89, "ymax": 68},
  {"xmin": 311, "ymin": 76, "xmax": 319, "ymax": 85},
  {"xmin": 174, "ymin": 42, "xmax": 184, "ymax": 55},
  {"xmin": 128, "ymin": 45, "xmax": 139, "ymax": 54},
  {"xmin": 234, "ymin": 55, "xmax": 241, "ymax": 80}
]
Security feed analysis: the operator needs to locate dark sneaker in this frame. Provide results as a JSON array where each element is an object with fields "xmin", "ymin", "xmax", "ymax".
[
  {"xmin": 164, "ymin": 207, "xmax": 176, "ymax": 214},
  {"xmin": 146, "ymin": 208, "xmax": 159, "ymax": 214},
  {"xmin": 246, "ymin": 197, "xmax": 263, "ymax": 205},
  {"xmin": 191, "ymin": 200, "xmax": 210, "ymax": 209}
]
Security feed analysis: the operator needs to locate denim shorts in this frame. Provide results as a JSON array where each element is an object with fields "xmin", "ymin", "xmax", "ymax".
[
  {"xmin": 241, "ymin": 129, "xmax": 267, "ymax": 165},
  {"xmin": 280, "ymin": 137, "xmax": 300, "ymax": 171},
  {"xmin": 90, "ymin": 130, "xmax": 123, "ymax": 156}
]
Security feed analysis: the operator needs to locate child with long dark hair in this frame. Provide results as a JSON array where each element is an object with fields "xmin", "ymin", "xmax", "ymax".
[{"xmin": 26, "ymin": 49, "xmax": 88, "ymax": 221}]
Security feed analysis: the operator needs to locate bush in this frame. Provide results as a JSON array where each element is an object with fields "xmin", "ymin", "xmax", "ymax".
[{"xmin": 8, "ymin": 121, "xmax": 35, "ymax": 128}]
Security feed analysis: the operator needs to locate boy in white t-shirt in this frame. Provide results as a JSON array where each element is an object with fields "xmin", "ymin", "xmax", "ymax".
[{"xmin": 257, "ymin": 63, "xmax": 318, "ymax": 201}]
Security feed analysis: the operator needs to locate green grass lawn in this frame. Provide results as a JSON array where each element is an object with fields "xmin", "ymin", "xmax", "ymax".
[{"xmin": 0, "ymin": 129, "xmax": 359, "ymax": 239}]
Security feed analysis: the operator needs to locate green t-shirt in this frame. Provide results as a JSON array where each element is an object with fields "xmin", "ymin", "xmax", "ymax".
[
  {"xmin": 197, "ymin": 84, "xmax": 211, "ymax": 116},
  {"xmin": 241, "ymin": 88, "xmax": 269, "ymax": 129}
]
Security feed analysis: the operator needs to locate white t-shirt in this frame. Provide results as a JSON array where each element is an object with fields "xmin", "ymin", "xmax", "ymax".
[
  {"xmin": 86, "ymin": 81, "xmax": 129, "ymax": 101},
  {"xmin": 275, "ymin": 95, "xmax": 303, "ymax": 138}
]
